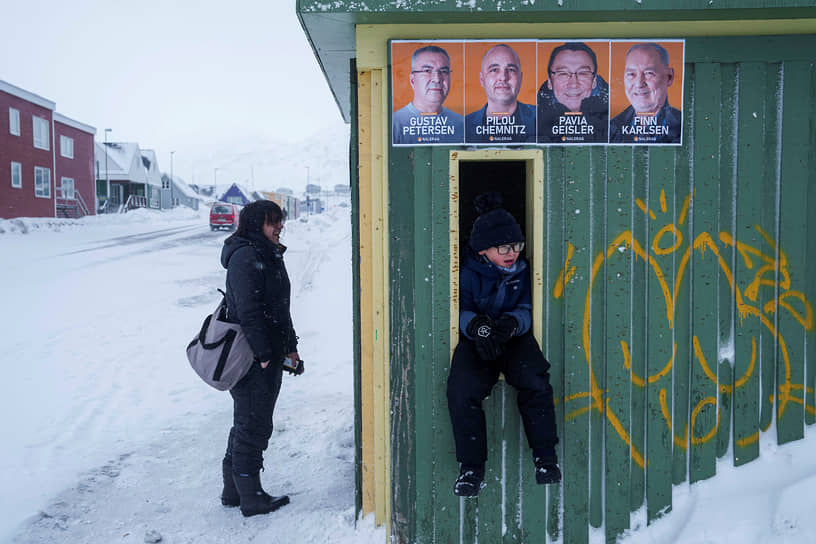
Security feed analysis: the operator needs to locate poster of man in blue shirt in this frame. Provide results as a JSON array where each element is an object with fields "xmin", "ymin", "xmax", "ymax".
[
  {"xmin": 392, "ymin": 44, "xmax": 465, "ymax": 145},
  {"xmin": 609, "ymin": 41, "xmax": 683, "ymax": 144},
  {"xmin": 465, "ymin": 43, "xmax": 536, "ymax": 144}
]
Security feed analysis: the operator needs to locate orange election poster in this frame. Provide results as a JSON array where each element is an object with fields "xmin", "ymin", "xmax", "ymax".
[
  {"xmin": 391, "ymin": 41, "xmax": 465, "ymax": 146},
  {"xmin": 609, "ymin": 40, "xmax": 684, "ymax": 145},
  {"xmin": 536, "ymin": 41, "xmax": 610, "ymax": 144},
  {"xmin": 463, "ymin": 41, "xmax": 537, "ymax": 145}
]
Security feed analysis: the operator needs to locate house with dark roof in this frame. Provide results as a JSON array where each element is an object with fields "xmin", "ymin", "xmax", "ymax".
[{"xmin": 217, "ymin": 182, "xmax": 255, "ymax": 206}]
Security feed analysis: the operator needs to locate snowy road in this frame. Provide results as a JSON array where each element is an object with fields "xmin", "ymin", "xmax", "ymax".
[{"xmin": 0, "ymin": 208, "xmax": 382, "ymax": 543}]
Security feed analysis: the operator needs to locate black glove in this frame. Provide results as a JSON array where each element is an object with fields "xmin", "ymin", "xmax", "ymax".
[
  {"xmin": 492, "ymin": 315, "xmax": 518, "ymax": 345},
  {"xmin": 466, "ymin": 315, "xmax": 503, "ymax": 361}
]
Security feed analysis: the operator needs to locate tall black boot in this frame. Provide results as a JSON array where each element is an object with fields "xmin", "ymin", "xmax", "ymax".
[
  {"xmin": 233, "ymin": 472, "xmax": 290, "ymax": 517},
  {"xmin": 221, "ymin": 459, "xmax": 240, "ymax": 507}
]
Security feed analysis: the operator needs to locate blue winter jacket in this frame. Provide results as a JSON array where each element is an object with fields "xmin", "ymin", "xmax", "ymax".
[{"xmin": 459, "ymin": 249, "xmax": 532, "ymax": 339}]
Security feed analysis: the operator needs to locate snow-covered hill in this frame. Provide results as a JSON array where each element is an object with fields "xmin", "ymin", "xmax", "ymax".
[{"xmin": 188, "ymin": 122, "xmax": 350, "ymax": 196}]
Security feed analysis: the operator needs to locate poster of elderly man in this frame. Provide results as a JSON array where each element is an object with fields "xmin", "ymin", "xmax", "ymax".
[{"xmin": 609, "ymin": 40, "xmax": 685, "ymax": 144}]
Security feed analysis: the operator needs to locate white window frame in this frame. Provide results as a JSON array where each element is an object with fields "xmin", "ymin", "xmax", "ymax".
[
  {"xmin": 11, "ymin": 161, "xmax": 22, "ymax": 188},
  {"xmin": 33, "ymin": 116, "xmax": 49, "ymax": 150},
  {"xmin": 9, "ymin": 108, "xmax": 20, "ymax": 136},
  {"xmin": 61, "ymin": 177, "xmax": 75, "ymax": 199},
  {"xmin": 60, "ymin": 135, "xmax": 74, "ymax": 159},
  {"xmin": 34, "ymin": 166, "xmax": 51, "ymax": 198}
]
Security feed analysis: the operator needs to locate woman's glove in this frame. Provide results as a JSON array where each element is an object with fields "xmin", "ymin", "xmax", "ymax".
[{"xmin": 466, "ymin": 315, "xmax": 504, "ymax": 361}]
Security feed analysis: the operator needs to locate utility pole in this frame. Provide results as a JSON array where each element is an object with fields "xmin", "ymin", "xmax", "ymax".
[
  {"xmin": 104, "ymin": 128, "xmax": 112, "ymax": 211},
  {"xmin": 170, "ymin": 151, "xmax": 175, "ymax": 207}
]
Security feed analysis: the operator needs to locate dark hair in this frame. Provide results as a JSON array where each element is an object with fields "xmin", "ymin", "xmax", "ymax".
[
  {"xmin": 547, "ymin": 42, "xmax": 598, "ymax": 75},
  {"xmin": 226, "ymin": 200, "xmax": 283, "ymax": 242},
  {"xmin": 411, "ymin": 45, "xmax": 451, "ymax": 70}
]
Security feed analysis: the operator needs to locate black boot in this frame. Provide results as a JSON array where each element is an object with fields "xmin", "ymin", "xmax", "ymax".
[
  {"xmin": 453, "ymin": 463, "xmax": 485, "ymax": 497},
  {"xmin": 233, "ymin": 472, "xmax": 290, "ymax": 517},
  {"xmin": 534, "ymin": 456, "xmax": 561, "ymax": 484},
  {"xmin": 221, "ymin": 459, "xmax": 240, "ymax": 507}
]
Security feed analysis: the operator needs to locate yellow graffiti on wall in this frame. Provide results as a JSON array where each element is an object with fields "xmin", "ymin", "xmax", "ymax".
[{"xmin": 553, "ymin": 190, "xmax": 814, "ymax": 468}]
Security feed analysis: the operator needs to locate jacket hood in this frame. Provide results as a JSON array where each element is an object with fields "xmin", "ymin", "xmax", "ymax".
[{"xmin": 220, "ymin": 233, "xmax": 285, "ymax": 269}]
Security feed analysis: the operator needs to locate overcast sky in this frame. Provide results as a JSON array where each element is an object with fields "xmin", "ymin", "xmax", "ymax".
[{"xmin": 2, "ymin": 0, "xmax": 345, "ymax": 185}]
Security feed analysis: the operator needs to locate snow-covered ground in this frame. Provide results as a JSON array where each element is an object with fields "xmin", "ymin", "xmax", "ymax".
[
  {"xmin": 0, "ymin": 206, "xmax": 383, "ymax": 543},
  {"xmin": 1, "ymin": 207, "xmax": 815, "ymax": 544}
]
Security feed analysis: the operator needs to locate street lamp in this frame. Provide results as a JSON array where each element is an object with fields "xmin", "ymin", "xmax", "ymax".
[
  {"xmin": 170, "ymin": 151, "xmax": 175, "ymax": 207},
  {"xmin": 104, "ymin": 128, "xmax": 112, "ymax": 211},
  {"xmin": 213, "ymin": 167, "xmax": 219, "ymax": 199}
]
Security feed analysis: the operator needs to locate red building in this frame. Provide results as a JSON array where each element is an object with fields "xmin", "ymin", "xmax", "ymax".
[{"xmin": 0, "ymin": 79, "xmax": 96, "ymax": 219}]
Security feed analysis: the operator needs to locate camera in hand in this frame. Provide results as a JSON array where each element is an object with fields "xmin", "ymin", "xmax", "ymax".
[{"xmin": 282, "ymin": 356, "xmax": 304, "ymax": 375}]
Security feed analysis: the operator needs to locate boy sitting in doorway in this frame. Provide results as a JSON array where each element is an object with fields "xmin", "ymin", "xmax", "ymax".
[{"xmin": 447, "ymin": 192, "xmax": 561, "ymax": 497}]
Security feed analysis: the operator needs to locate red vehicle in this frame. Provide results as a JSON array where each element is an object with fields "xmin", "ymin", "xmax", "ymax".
[{"xmin": 209, "ymin": 202, "xmax": 240, "ymax": 231}]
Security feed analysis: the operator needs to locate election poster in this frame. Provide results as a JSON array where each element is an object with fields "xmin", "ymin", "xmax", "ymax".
[
  {"xmin": 463, "ymin": 41, "xmax": 538, "ymax": 145},
  {"xmin": 390, "ymin": 39, "xmax": 684, "ymax": 147},
  {"xmin": 609, "ymin": 40, "xmax": 684, "ymax": 144},
  {"xmin": 537, "ymin": 40, "xmax": 610, "ymax": 144},
  {"xmin": 391, "ymin": 41, "xmax": 465, "ymax": 145}
]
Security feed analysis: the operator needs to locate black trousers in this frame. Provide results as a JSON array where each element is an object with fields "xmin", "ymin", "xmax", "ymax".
[
  {"xmin": 447, "ymin": 332, "xmax": 558, "ymax": 466},
  {"xmin": 224, "ymin": 360, "xmax": 284, "ymax": 476}
]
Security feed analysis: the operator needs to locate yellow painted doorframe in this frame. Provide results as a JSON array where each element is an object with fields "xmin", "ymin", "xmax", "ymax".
[{"xmin": 449, "ymin": 149, "xmax": 545, "ymax": 351}]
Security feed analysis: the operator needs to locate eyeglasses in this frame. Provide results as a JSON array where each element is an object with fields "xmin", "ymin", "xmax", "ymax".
[
  {"xmin": 411, "ymin": 68, "xmax": 452, "ymax": 77},
  {"xmin": 550, "ymin": 70, "xmax": 595, "ymax": 83},
  {"xmin": 496, "ymin": 242, "xmax": 524, "ymax": 255}
]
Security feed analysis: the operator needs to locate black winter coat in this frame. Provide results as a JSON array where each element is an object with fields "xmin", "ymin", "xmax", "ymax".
[
  {"xmin": 459, "ymin": 248, "xmax": 532, "ymax": 340},
  {"xmin": 220, "ymin": 232, "xmax": 298, "ymax": 363}
]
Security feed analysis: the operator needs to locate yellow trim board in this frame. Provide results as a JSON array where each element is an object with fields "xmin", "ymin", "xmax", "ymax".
[
  {"xmin": 356, "ymin": 67, "xmax": 392, "ymax": 532},
  {"xmin": 368, "ymin": 67, "xmax": 391, "ymax": 529},
  {"xmin": 356, "ymin": 20, "xmax": 816, "ymax": 68},
  {"xmin": 356, "ymin": 70, "xmax": 376, "ymax": 518}
]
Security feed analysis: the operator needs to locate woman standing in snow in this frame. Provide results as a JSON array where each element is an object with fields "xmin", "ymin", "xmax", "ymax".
[{"xmin": 219, "ymin": 200, "xmax": 302, "ymax": 517}]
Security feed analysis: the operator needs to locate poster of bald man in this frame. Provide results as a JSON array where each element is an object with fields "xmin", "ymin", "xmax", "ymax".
[
  {"xmin": 391, "ymin": 41, "xmax": 465, "ymax": 146},
  {"xmin": 464, "ymin": 41, "xmax": 537, "ymax": 144},
  {"xmin": 609, "ymin": 40, "xmax": 684, "ymax": 145}
]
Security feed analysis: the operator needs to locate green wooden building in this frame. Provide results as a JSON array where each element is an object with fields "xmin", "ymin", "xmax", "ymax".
[{"xmin": 297, "ymin": 2, "xmax": 816, "ymax": 542}]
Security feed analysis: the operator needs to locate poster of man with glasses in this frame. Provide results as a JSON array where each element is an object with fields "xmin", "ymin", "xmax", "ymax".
[
  {"xmin": 391, "ymin": 42, "xmax": 465, "ymax": 146},
  {"xmin": 537, "ymin": 41, "xmax": 610, "ymax": 144}
]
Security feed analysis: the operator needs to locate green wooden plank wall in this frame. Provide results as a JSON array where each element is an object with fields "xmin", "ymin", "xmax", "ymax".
[{"xmin": 383, "ymin": 36, "xmax": 815, "ymax": 543}]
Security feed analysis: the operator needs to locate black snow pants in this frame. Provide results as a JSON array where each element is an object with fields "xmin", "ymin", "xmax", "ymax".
[
  {"xmin": 224, "ymin": 360, "xmax": 284, "ymax": 476},
  {"xmin": 447, "ymin": 332, "xmax": 558, "ymax": 466}
]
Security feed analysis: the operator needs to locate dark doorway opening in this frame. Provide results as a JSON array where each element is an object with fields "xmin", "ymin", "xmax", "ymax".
[{"xmin": 458, "ymin": 161, "xmax": 527, "ymax": 261}]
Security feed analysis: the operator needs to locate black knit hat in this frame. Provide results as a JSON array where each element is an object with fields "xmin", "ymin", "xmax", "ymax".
[{"xmin": 468, "ymin": 192, "xmax": 524, "ymax": 252}]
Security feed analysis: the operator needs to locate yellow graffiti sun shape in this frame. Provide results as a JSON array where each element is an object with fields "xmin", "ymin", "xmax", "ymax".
[{"xmin": 553, "ymin": 189, "xmax": 814, "ymax": 468}]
